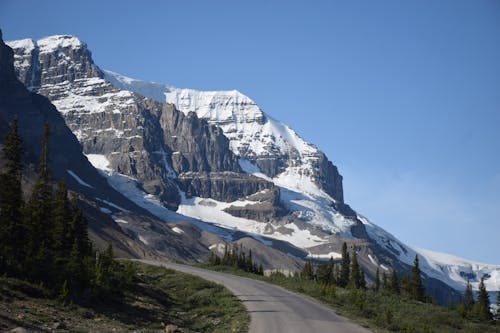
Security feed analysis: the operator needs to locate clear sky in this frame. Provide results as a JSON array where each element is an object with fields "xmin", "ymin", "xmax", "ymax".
[{"xmin": 1, "ymin": 0, "xmax": 499, "ymax": 264}]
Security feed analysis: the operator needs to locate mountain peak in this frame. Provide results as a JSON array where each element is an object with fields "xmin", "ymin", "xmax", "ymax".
[{"xmin": 36, "ymin": 34, "xmax": 84, "ymax": 53}]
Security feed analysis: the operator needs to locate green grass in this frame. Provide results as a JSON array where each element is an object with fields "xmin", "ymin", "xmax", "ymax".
[
  {"xmin": 0, "ymin": 262, "xmax": 249, "ymax": 332},
  {"xmin": 199, "ymin": 264, "xmax": 500, "ymax": 333}
]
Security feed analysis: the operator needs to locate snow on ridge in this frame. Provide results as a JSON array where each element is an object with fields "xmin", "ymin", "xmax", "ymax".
[
  {"xmin": 36, "ymin": 35, "xmax": 84, "ymax": 53},
  {"xmin": 359, "ymin": 214, "xmax": 500, "ymax": 291},
  {"xmin": 6, "ymin": 38, "xmax": 35, "ymax": 53}
]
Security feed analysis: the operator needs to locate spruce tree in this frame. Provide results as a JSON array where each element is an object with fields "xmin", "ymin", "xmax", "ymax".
[
  {"xmin": 411, "ymin": 254, "xmax": 425, "ymax": 301},
  {"xmin": 317, "ymin": 261, "xmax": 332, "ymax": 285},
  {"xmin": 390, "ymin": 269, "xmax": 400, "ymax": 295},
  {"xmin": 474, "ymin": 277, "xmax": 492, "ymax": 321},
  {"xmin": 0, "ymin": 119, "xmax": 25, "ymax": 274},
  {"xmin": 53, "ymin": 180, "xmax": 72, "ymax": 256},
  {"xmin": 464, "ymin": 280, "xmax": 475, "ymax": 311},
  {"xmin": 25, "ymin": 123, "xmax": 53, "ymax": 259},
  {"xmin": 382, "ymin": 272, "xmax": 388, "ymax": 290},
  {"xmin": 348, "ymin": 248, "xmax": 361, "ymax": 289},
  {"xmin": 339, "ymin": 242, "xmax": 350, "ymax": 287},
  {"xmin": 374, "ymin": 267, "xmax": 380, "ymax": 291},
  {"xmin": 301, "ymin": 261, "xmax": 314, "ymax": 280}
]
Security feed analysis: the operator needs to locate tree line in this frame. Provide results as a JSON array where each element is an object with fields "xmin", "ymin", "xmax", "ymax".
[
  {"xmin": 209, "ymin": 243, "xmax": 264, "ymax": 275},
  {"xmin": 0, "ymin": 121, "xmax": 134, "ymax": 304},
  {"xmin": 300, "ymin": 242, "xmax": 426, "ymax": 302}
]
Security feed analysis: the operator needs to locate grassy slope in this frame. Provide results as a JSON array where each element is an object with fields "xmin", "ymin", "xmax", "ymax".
[
  {"xmin": 0, "ymin": 262, "xmax": 249, "ymax": 333},
  {"xmin": 200, "ymin": 265, "xmax": 500, "ymax": 333}
]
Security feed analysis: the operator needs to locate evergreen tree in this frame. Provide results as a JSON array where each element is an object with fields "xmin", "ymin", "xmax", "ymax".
[
  {"xmin": 374, "ymin": 267, "xmax": 380, "ymax": 291},
  {"xmin": 382, "ymin": 272, "xmax": 388, "ymax": 290},
  {"xmin": 53, "ymin": 180, "xmax": 72, "ymax": 255},
  {"xmin": 359, "ymin": 270, "xmax": 366, "ymax": 290},
  {"xmin": 348, "ymin": 248, "xmax": 361, "ymax": 289},
  {"xmin": 317, "ymin": 260, "xmax": 333, "ymax": 285},
  {"xmin": 411, "ymin": 255, "xmax": 425, "ymax": 301},
  {"xmin": 474, "ymin": 277, "xmax": 492, "ymax": 321},
  {"xmin": 301, "ymin": 261, "xmax": 314, "ymax": 280},
  {"xmin": 70, "ymin": 208, "xmax": 91, "ymax": 257},
  {"xmin": 390, "ymin": 269, "xmax": 400, "ymax": 295},
  {"xmin": 25, "ymin": 123, "xmax": 53, "ymax": 259},
  {"xmin": 0, "ymin": 120, "xmax": 25, "ymax": 274},
  {"xmin": 339, "ymin": 242, "xmax": 350, "ymax": 287},
  {"xmin": 463, "ymin": 280, "xmax": 475, "ymax": 314}
]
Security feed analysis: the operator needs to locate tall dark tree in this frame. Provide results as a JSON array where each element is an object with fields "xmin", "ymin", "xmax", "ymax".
[
  {"xmin": 474, "ymin": 277, "xmax": 492, "ymax": 321},
  {"xmin": 348, "ymin": 248, "xmax": 361, "ymax": 289},
  {"xmin": 464, "ymin": 280, "xmax": 475, "ymax": 311},
  {"xmin": 53, "ymin": 180, "xmax": 72, "ymax": 255},
  {"xmin": 382, "ymin": 272, "xmax": 388, "ymax": 290},
  {"xmin": 0, "ymin": 119, "xmax": 25, "ymax": 274},
  {"xmin": 374, "ymin": 267, "xmax": 380, "ymax": 291},
  {"xmin": 411, "ymin": 255, "xmax": 425, "ymax": 301},
  {"xmin": 390, "ymin": 269, "xmax": 400, "ymax": 295},
  {"xmin": 301, "ymin": 261, "xmax": 314, "ymax": 280},
  {"xmin": 339, "ymin": 242, "xmax": 350, "ymax": 287},
  {"xmin": 25, "ymin": 123, "xmax": 53, "ymax": 257}
]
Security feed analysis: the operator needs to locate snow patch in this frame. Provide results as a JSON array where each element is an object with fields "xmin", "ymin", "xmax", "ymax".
[
  {"xmin": 67, "ymin": 170, "xmax": 93, "ymax": 188},
  {"xmin": 171, "ymin": 227, "xmax": 184, "ymax": 234}
]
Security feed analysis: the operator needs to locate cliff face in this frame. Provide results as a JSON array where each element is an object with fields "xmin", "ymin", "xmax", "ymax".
[{"xmin": 8, "ymin": 35, "xmax": 275, "ymax": 211}]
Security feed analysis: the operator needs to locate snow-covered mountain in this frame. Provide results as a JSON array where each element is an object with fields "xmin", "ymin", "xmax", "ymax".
[{"xmin": 7, "ymin": 35, "xmax": 500, "ymax": 298}]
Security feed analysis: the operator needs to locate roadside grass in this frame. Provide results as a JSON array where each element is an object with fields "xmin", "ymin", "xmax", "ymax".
[
  {"xmin": 0, "ymin": 261, "xmax": 249, "ymax": 332},
  {"xmin": 199, "ymin": 264, "xmax": 500, "ymax": 333}
]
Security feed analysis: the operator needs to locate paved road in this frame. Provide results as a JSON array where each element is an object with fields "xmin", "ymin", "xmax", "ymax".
[{"xmin": 140, "ymin": 260, "xmax": 372, "ymax": 333}]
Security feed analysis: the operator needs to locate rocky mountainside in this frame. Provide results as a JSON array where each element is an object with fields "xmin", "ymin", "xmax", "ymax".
[
  {"xmin": 7, "ymin": 34, "xmax": 500, "ymax": 302},
  {"xmin": 0, "ymin": 31, "xmax": 232, "ymax": 264}
]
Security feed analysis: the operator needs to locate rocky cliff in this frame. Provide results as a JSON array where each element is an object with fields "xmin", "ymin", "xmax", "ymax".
[{"xmin": 8, "ymin": 36, "xmax": 275, "ymax": 212}]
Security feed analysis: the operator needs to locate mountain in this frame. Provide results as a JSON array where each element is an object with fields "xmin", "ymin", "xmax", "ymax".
[
  {"xmin": 6, "ymin": 34, "xmax": 500, "ymax": 302},
  {"xmin": 0, "ymin": 30, "xmax": 232, "ymax": 264}
]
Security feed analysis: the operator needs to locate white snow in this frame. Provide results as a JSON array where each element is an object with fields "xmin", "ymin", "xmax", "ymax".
[
  {"xmin": 37, "ymin": 35, "xmax": 83, "ymax": 53},
  {"xmin": 177, "ymin": 193, "xmax": 328, "ymax": 248},
  {"xmin": 85, "ymin": 154, "xmax": 113, "ymax": 173},
  {"xmin": 359, "ymin": 214, "xmax": 500, "ymax": 291},
  {"xmin": 306, "ymin": 251, "xmax": 342, "ymax": 260},
  {"xmin": 94, "ymin": 197, "xmax": 128, "ymax": 212},
  {"xmin": 368, "ymin": 254, "xmax": 378, "ymax": 266},
  {"xmin": 171, "ymin": 226, "xmax": 184, "ymax": 234},
  {"xmin": 67, "ymin": 170, "xmax": 93, "ymax": 188}
]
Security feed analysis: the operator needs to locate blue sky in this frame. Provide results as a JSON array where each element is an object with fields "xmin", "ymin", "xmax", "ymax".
[{"xmin": 1, "ymin": 0, "xmax": 499, "ymax": 264}]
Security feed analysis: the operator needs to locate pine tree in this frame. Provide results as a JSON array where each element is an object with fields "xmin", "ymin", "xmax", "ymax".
[
  {"xmin": 25, "ymin": 123, "xmax": 53, "ymax": 259},
  {"xmin": 359, "ymin": 270, "xmax": 366, "ymax": 290},
  {"xmin": 390, "ymin": 269, "xmax": 400, "ymax": 295},
  {"xmin": 374, "ymin": 267, "xmax": 380, "ymax": 291},
  {"xmin": 53, "ymin": 180, "xmax": 72, "ymax": 256},
  {"xmin": 301, "ymin": 261, "xmax": 314, "ymax": 280},
  {"xmin": 0, "ymin": 119, "xmax": 25, "ymax": 274},
  {"xmin": 382, "ymin": 272, "xmax": 388, "ymax": 290},
  {"xmin": 348, "ymin": 248, "xmax": 361, "ymax": 289},
  {"xmin": 411, "ymin": 254, "xmax": 425, "ymax": 301},
  {"xmin": 464, "ymin": 280, "xmax": 475, "ymax": 311},
  {"xmin": 317, "ymin": 261, "xmax": 332, "ymax": 285},
  {"xmin": 339, "ymin": 242, "xmax": 350, "ymax": 287},
  {"xmin": 474, "ymin": 277, "xmax": 492, "ymax": 321}
]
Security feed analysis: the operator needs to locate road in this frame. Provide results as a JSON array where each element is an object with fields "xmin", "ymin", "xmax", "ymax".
[{"xmin": 140, "ymin": 261, "xmax": 372, "ymax": 333}]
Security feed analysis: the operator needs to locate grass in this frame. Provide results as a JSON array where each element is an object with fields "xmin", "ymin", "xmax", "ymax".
[
  {"xmin": 198, "ymin": 264, "xmax": 500, "ymax": 333},
  {"xmin": 0, "ymin": 261, "xmax": 249, "ymax": 332}
]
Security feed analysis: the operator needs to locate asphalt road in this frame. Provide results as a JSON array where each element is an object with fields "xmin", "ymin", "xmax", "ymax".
[{"xmin": 140, "ymin": 260, "xmax": 372, "ymax": 333}]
